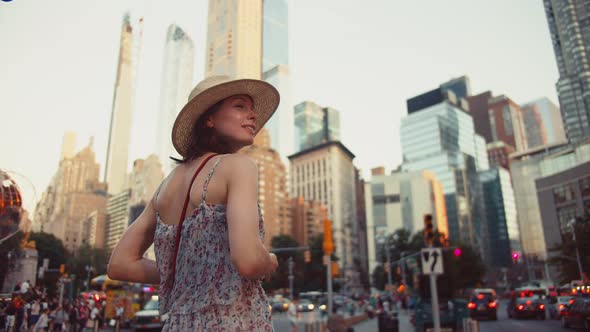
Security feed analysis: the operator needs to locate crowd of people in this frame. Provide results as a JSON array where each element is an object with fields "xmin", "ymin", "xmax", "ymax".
[{"xmin": 0, "ymin": 281, "xmax": 105, "ymax": 332}]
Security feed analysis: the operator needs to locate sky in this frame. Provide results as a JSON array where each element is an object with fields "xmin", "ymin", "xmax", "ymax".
[{"xmin": 0, "ymin": 0, "xmax": 558, "ymax": 212}]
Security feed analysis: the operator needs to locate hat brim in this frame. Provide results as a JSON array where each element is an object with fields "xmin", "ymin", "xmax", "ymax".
[{"xmin": 171, "ymin": 79, "xmax": 280, "ymax": 158}]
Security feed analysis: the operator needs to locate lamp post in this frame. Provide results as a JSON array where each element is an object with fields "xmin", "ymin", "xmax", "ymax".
[{"xmin": 568, "ymin": 219, "xmax": 584, "ymax": 281}]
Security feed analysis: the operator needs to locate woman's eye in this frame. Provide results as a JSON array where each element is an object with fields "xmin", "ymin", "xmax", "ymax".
[{"xmin": 236, "ymin": 104, "xmax": 244, "ymax": 108}]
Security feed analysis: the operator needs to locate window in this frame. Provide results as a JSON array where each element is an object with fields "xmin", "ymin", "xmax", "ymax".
[
  {"xmin": 553, "ymin": 183, "xmax": 576, "ymax": 204},
  {"xmin": 579, "ymin": 176, "xmax": 590, "ymax": 197}
]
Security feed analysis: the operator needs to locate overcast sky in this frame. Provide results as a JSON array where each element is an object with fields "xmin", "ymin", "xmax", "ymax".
[{"xmin": 0, "ymin": 0, "xmax": 558, "ymax": 212}]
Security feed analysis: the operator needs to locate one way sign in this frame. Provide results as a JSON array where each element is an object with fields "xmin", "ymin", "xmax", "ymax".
[{"xmin": 421, "ymin": 248, "xmax": 443, "ymax": 275}]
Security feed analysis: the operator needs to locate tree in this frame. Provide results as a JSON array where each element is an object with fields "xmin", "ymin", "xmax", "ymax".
[
  {"xmin": 29, "ymin": 231, "xmax": 67, "ymax": 294},
  {"xmin": 67, "ymin": 244, "xmax": 110, "ymax": 293},
  {"xmin": 548, "ymin": 215, "xmax": 590, "ymax": 283},
  {"xmin": 445, "ymin": 243, "xmax": 486, "ymax": 293},
  {"xmin": 263, "ymin": 235, "xmax": 303, "ymax": 293},
  {"xmin": 371, "ymin": 265, "xmax": 387, "ymax": 290}
]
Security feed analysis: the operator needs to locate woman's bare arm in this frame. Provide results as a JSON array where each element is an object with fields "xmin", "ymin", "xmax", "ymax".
[
  {"xmin": 107, "ymin": 198, "xmax": 160, "ymax": 284},
  {"xmin": 225, "ymin": 154, "xmax": 278, "ymax": 279}
]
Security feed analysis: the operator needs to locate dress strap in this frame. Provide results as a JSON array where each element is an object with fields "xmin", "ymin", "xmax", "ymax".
[
  {"xmin": 201, "ymin": 155, "xmax": 226, "ymax": 203},
  {"xmin": 168, "ymin": 153, "xmax": 218, "ymax": 290}
]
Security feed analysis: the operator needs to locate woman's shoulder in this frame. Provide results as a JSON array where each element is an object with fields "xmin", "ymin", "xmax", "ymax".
[{"xmin": 219, "ymin": 153, "xmax": 257, "ymax": 172}]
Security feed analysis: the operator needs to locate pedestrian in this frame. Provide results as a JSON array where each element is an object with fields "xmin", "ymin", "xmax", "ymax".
[
  {"xmin": 30, "ymin": 299, "xmax": 41, "ymax": 328},
  {"xmin": 90, "ymin": 305, "xmax": 101, "ymax": 332},
  {"xmin": 287, "ymin": 299, "xmax": 298, "ymax": 332},
  {"xmin": 52, "ymin": 305, "xmax": 64, "ymax": 332},
  {"xmin": 5, "ymin": 299, "xmax": 16, "ymax": 332},
  {"xmin": 108, "ymin": 75, "xmax": 280, "ymax": 331},
  {"xmin": 33, "ymin": 308, "xmax": 49, "ymax": 332},
  {"xmin": 20, "ymin": 281, "xmax": 30, "ymax": 295}
]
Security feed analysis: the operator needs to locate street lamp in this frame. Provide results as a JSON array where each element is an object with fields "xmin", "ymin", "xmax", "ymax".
[
  {"xmin": 85, "ymin": 265, "xmax": 94, "ymax": 291},
  {"xmin": 567, "ymin": 219, "xmax": 584, "ymax": 281}
]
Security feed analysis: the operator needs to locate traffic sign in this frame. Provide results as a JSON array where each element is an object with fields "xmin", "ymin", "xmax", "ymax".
[{"xmin": 421, "ymin": 248, "xmax": 443, "ymax": 275}]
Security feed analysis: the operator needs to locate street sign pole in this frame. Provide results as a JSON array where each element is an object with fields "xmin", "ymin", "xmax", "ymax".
[
  {"xmin": 288, "ymin": 257, "xmax": 294, "ymax": 300},
  {"xmin": 430, "ymin": 273, "xmax": 441, "ymax": 332},
  {"xmin": 421, "ymin": 247, "xmax": 442, "ymax": 332},
  {"xmin": 326, "ymin": 255, "xmax": 333, "ymax": 314}
]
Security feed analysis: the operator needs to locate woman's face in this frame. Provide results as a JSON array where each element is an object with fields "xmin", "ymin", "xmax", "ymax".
[{"xmin": 206, "ymin": 94, "xmax": 257, "ymax": 150}]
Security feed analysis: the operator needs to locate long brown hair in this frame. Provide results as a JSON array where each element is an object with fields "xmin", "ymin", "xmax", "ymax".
[{"xmin": 170, "ymin": 99, "xmax": 234, "ymax": 163}]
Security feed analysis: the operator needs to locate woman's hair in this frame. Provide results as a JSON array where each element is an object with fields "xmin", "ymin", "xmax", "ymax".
[{"xmin": 170, "ymin": 98, "xmax": 234, "ymax": 164}]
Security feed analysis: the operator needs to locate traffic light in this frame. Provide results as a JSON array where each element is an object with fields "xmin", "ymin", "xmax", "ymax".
[
  {"xmin": 512, "ymin": 251, "xmax": 520, "ymax": 263},
  {"xmin": 304, "ymin": 250, "xmax": 311, "ymax": 263},
  {"xmin": 453, "ymin": 247, "xmax": 462, "ymax": 257},
  {"xmin": 423, "ymin": 214, "xmax": 434, "ymax": 246},
  {"xmin": 59, "ymin": 264, "xmax": 65, "ymax": 274},
  {"xmin": 331, "ymin": 262, "xmax": 339, "ymax": 277},
  {"xmin": 323, "ymin": 219, "xmax": 334, "ymax": 256}
]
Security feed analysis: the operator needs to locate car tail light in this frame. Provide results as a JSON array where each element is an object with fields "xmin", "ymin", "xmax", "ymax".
[
  {"xmin": 539, "ymin": 304, "xmax": 545, "ymax": 310},
  {"xmin": 477, "ymin": 294, "xmax": 484, "ymax": 300},
  {"xmin": 152, "ymin": 318, "xmax": 160, "ymax": 323},
  {"xmin": 488, "ymin": 302, "xmax": 497, "ymax": 308},
  {"xmin": 468, "ymin": 302, "xmax": 476, "ymax": 309},
  {"xmin": 517, "ymin": 305, "xmax": 524, "ymax": 310},
  {"xmin": 559, "ymin": 304, "xmax": 565, "ymax": 310},
  {"xmin": 568, "ymin": 299, "xmax": 575, "ymax": 305},
  {"xmin": 526, "ymin": 300, "xmax": 532, "ymax": 305}
]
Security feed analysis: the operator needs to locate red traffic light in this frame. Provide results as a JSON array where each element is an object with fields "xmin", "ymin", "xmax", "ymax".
[
  {"xmin": 453, "ymin": 248, "xmax": 462, "ymax": 257},
  {"xmin": 512, "ymin": 252, "xmax": 519, "ymax": 260}
]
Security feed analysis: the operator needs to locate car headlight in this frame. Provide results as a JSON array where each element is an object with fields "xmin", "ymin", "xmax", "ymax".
[
  {"xmin": 283, "ymin": 303, "xmax": 289, "ymax": 309},
  {"xmin": 320, "ymin": 304, "xmax": 326, "ymax": 310},
  {"xmin": 308, "ymin": 304, "xmax": 314, "ymax": 310}
]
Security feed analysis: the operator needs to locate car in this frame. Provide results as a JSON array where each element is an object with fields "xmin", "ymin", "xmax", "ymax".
[
  {"xmin": 297, "ymin": 299, "xmax": 316, "ymax": 312},
  {"xmin": 130, "ymin": 296, "xmax": 163, "ymax": 331},
  {"xmin": 507, "ymin": 296, "xmax": 545, "ymax": 320},
  {"xmin": 548, "ymin": 296, "xmax": 574, "ymax": 319},
  {"xmin": 270, "ymin": 298, "xmax": 291, "ymax": 312},
  {"xmin": 560, "ymin": 297, "xmax": 590, "ymax": 329},
  {"xmin": 467, "ymin": 292, "xmax": 498, "ymax": 320}
]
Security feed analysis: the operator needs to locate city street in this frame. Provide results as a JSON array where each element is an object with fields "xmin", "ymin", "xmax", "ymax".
[{"xmin": 478, "ymin": 300, "xmax": 568, "ymax": 332}]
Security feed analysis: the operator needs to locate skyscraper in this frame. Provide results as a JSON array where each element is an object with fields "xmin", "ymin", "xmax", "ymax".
[
  {"xmin": 401, "ymin": 95, "xmax": 489, "ymax": 259},
  {"xmin": 487, "ymin": 95, "xmax": 528, "ymax": 152},
  {"xmin": 294, "ymin": 101, "xmax": 341, "ymax": 153},
  {"xmin": 205, "ymin": 0, "xmax": 262, "ymax": 79},
  {"xmin": 479, "ymin": 167, "xmax": 521, "ymax": 268},
  {"xmin": 544, "ymin": 0, "xmax": 590, "ymax": 144},
  {"xmin": 262, "ymin": 0, "xmax": 288, "ymax": 73},
  {"xmin": 521, "ymin": 98, "xmax": 567, "ymax": 144},
  {"xmin": 104, "ymin": 14, "xmax": 143, "ymax": 194},
  {"xmin": 263, "ymin": 65, "xmax": 293, "ymax": 159},
  {"xmin": 156, "ymin": 25, "xmax": 194, "ymax": 173}
]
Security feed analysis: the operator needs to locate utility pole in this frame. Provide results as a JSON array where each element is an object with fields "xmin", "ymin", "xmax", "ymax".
[
  {"xmin": 569, "ymin": 219, "xmax": 584, "ymax": 281},
  {"xmin": 385, "ymin": 241, "xmax": 394, "ymax": 300},
  {"xmin": 288, "ymin": 257, "xmax": 294, "ymax": 300}
]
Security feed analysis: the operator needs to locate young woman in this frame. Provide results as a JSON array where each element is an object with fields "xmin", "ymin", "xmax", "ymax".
[{"xmin": 108, "ymin": 76, "xmax": 280, "ymax": 331}]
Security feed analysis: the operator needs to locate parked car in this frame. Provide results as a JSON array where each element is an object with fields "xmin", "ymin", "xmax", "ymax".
[
  {"xmin": 548, "ymin": 296, "xmax": 574, "ymax": 319},
  {"xmin": 560, "ymin": 297, "xmax": 590, "ymax": 329},
  {"xmin": 507, "ymin": 296, "xmax": 545, "ymax": 320},
  {"xmin": 467, "ymin": 292, "xmax": 498, "ymax": 320},
  {"xmin": 130, "ymin": 296, "xmax": 163, "ymax": 331},
  {"xmin": 270, "ymin": 298, "xmax": 291, "ymax": 313}
]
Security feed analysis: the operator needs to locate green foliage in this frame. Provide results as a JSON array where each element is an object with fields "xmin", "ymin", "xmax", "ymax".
[
  {"xmin": 445, "ymin": 243, "xmax": 486, "ymax": 292},
  {"xmin": 29, "ymin": 231, "xmax": 67, "ymax": 269},
  {"xmin": 371, "ymin": 265, "xmax": 387, "ymax": 290},
  {"xmin": 67, "ymin": 244, "xmax": 110, "ymax": 293}
]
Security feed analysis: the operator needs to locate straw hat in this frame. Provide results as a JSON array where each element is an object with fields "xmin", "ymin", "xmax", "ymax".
[{"xmin": 171, "ymin": 75, "xmax": 280, "ymax": 158}]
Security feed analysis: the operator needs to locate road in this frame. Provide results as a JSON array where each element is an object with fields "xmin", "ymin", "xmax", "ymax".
[{"xmin": 478, "ymin": 299, "xmax": 569, "ymax": 332}]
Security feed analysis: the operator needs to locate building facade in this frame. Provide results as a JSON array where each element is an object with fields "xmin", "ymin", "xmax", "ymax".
[
  {"xmin": 288, "ymin": 141, "xmax": 359, "ymax": 290},
  {"xmin": 205, "ymin": 0, "xmax": 262, "ymax": 79},
  {"xmin": 536, "ymin": 160, "xmax": 590, "ymax": 253},
  {"xmin": 240, "ymin": 128, "xmax": 291, "ymax": 248},
  {"xmin": 106, "ymin": 189, "xmax": 131, "ymax": 252},
  {"xmin": 401, "ymin": 100, "xmax": 489, "ymax": 257},
  {"xmin": 156, "ymin": 25, "xmax": 194, "ymax": 173},
  {"xmin": 290, "ymin": 196, "xmax": 326, "ymax": 247},
  {"xmin": 364, "ymin": 168, "xmax": 448, "ymax": 274},
  {"xmin": 104, "ymin": 14, "xmax": 143, "ymax": 194},
  {"xmin": 294, "ymin": 101, "xmax": 341, "ymax": 153},
  {"xmin": 520, "ymin": 103, "xmax": 548, "ymax": 149},
  {"xmin": 487, "ymin": 141, "xmax": 515, "ymax": 171},
  {"xmin": 521, "ymin": 98, "xmax": 566, "ymax": 145},
  {"xmin": 487, "ymin": 95, "xmax": 528, "ymax": 152},
  {"xmin": 544, "ymin": 0, "xmax": 590, "ymax": 144},
  {"xmin": 510, "ymin": 142, "xmax": 590, "ymax": 259},
  {"xmin": 262, "ymin": 0, "xmax": 288, "ymax": 73},
  {"xmin": 263, "ymin": 65, "xmax": 294, "ymax": 160},
  {"xmin": 34, "ymin": 138, "xmax": 107, "ymax": 250},
  {"xmin": 479, "ymin": 167, "xmax": 521, "ymax": 268}
]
